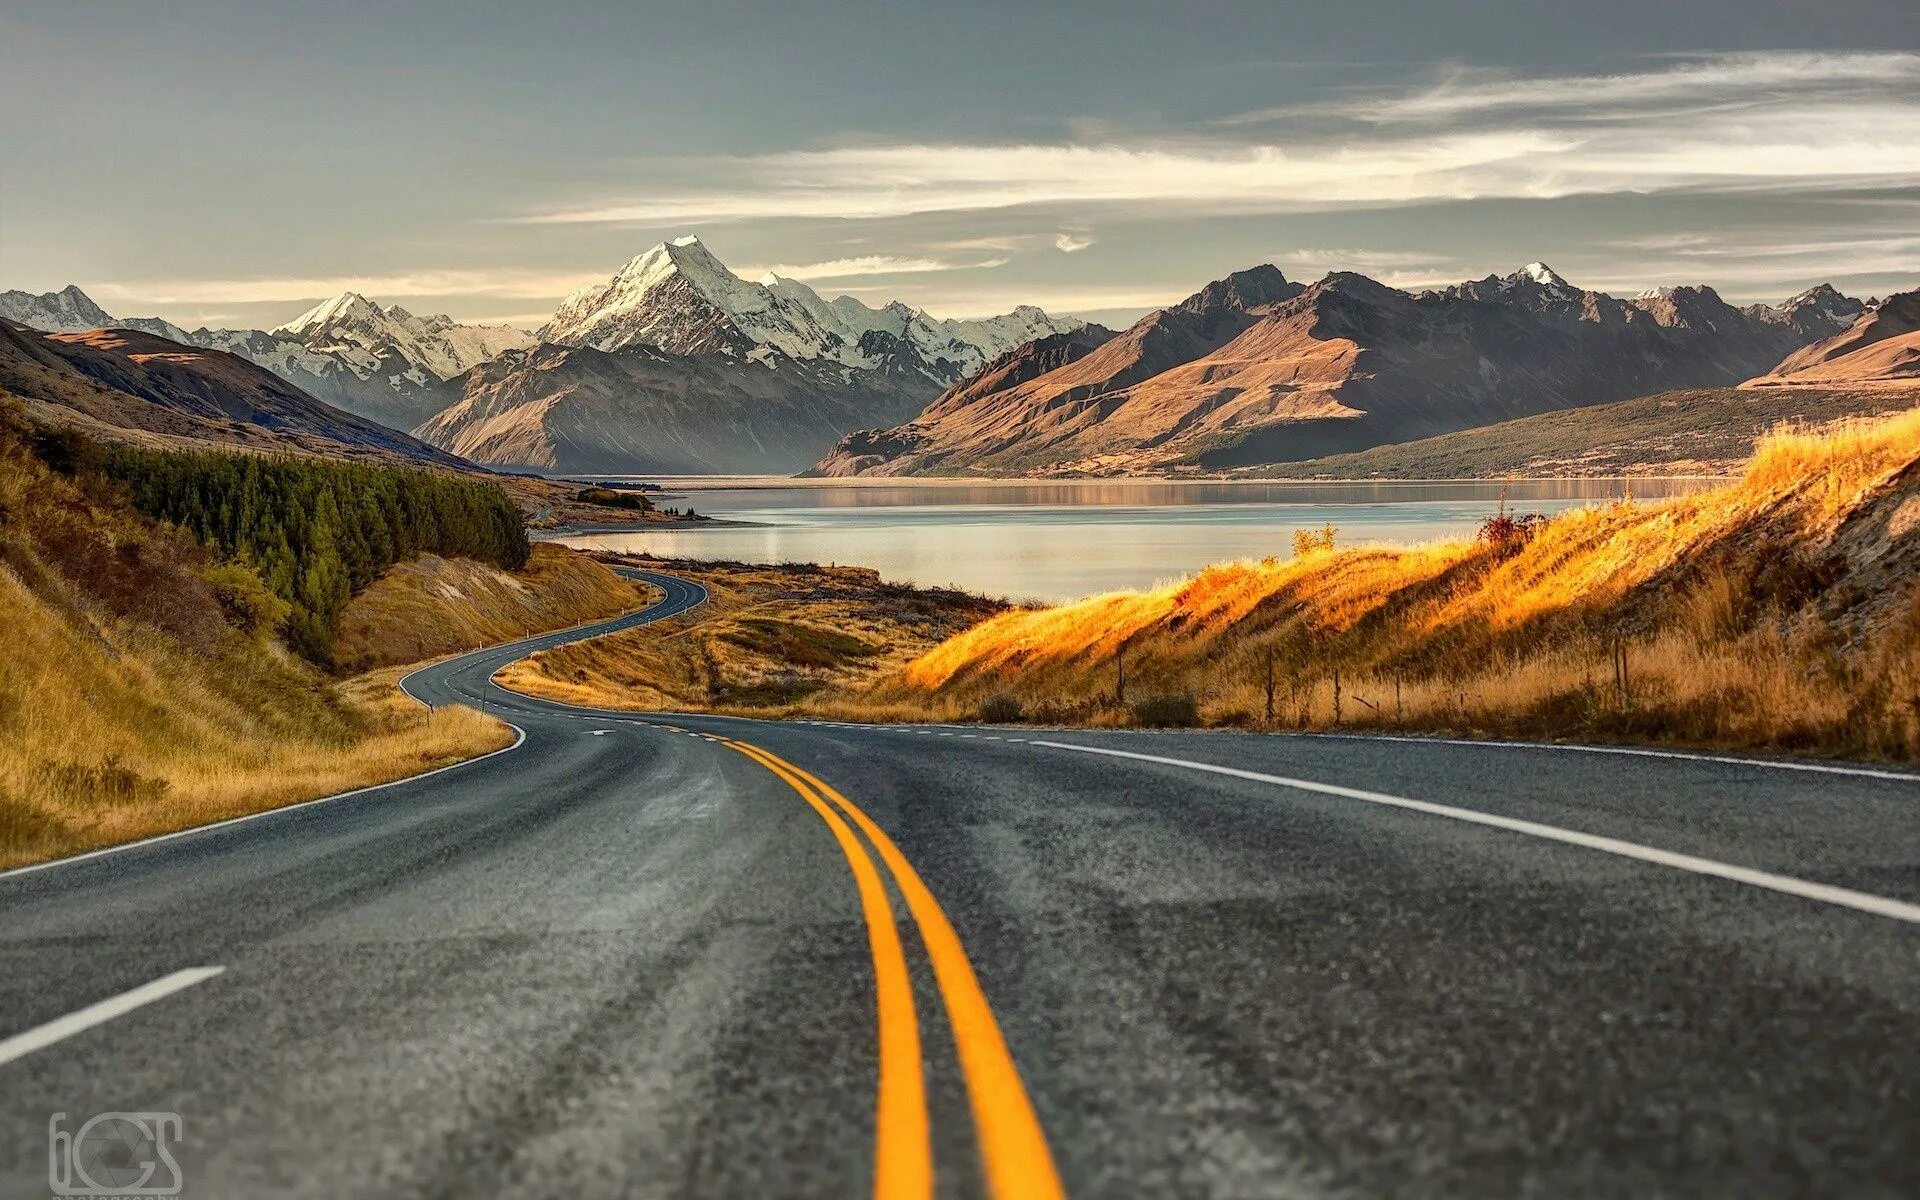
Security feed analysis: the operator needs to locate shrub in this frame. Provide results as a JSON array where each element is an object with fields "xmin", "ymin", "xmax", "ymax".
[
  {"xmin": 1477, "ymin": 511, "xmax": 1546, "ymax": 550},
  {"xmin": 1291, "ymin": 524, "xmax": 1338, "ymax": 557},
  {"xmin": 1130, "ymin": 692, "xmax": 1200, "ymax": 727},
  {"xmin": 976, "ymin": 692, "xmax": 1025, "ymax": 723},
  {"xmin": 200, "ymin": 562, "xmax": 291, "ymax": 639}
]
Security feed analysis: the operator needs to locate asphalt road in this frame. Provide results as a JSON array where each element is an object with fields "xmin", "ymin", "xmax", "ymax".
[{"xmin": 3, "ymin": 569, "xmax": 1918, "ymax": 1198}]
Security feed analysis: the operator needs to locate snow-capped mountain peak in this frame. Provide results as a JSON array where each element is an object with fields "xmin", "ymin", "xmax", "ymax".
[
  {"xmin": 274, "ymin": 291, "xmax": 385, "ymax": 337},
  {"xmin": 0, "ymin": 283, "xmax": 118, "ymax": 333},
  {"xmin": 269, "ymin": 290, "xmax": 534, "ymax": 384},
  {"xmin": 1493, "ymin": 261, "xmax": 1580, "ymax": 299},
  {"xmin": 540, "ymin": 238, "xmax": 1088, "ymax": 386}
]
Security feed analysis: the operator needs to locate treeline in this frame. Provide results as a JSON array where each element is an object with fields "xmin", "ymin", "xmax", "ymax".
[{"xmin": 93, "ymin": 446, "xmax": 529, "ymax": 661}]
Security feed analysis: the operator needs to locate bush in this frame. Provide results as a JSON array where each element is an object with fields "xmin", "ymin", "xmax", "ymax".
[
  {"xmin": 976, "ymin": 692, "xmax": 1025, "ymax": 723},
  {"xmin": 1291, "ymin": 524, "xmax": 1337, "ymax": 557},
  {"xmin": 574, "ymin": 486, "xmax": 653, "ymax": 512},
  {"xmin": 1130, "ymin": 692, "xmax": 1200, "ymax": 727},
  {"xmin": 1477, "ymin": 511, "xmax": 1546, "ymax": 550},
  {"xmin": 200, "ymin": 562, "xmax": 291, "ymax": 639}
]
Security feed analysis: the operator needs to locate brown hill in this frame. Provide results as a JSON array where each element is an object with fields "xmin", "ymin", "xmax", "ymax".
[
  {"xmin": 812, "ymin": 267, "xmax": 1844, "ymax": 477},
  {"xmin": 811, "ymin": 266, "xmax": 1302, "ymax": 476},
  {"xmin": 1745, "ymin": 290, "xmax": 1920, "ymax": 389},
  {"xmin": 0, "ymin": 321, "xmax": 460, "ymax": 465}
]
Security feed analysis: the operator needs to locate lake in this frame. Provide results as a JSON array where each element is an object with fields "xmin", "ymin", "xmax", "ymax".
[{"xmin": 556, "ymin": 478, "xmax": 1712, "ymax": 603}]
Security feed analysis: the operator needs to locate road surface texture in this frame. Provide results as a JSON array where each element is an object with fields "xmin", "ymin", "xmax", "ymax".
[{"xmin": 3, "ymin": 569, "xmax": 1917, "ymax": 1198}]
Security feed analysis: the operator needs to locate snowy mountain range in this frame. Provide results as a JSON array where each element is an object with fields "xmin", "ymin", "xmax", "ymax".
[
  {"xmin": 540, "ymin": 236, "xmax": 1087, "ymax": 387},
  {"xmin": 0, "ymin": 285, "xmax": 533, "ymax": 428}
]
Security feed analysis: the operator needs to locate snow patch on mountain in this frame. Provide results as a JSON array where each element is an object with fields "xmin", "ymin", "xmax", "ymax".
[
  {"xmin": 540, "ymin": 237, "xmax": 1087, "ymax": 385},
  {"xmin": 272, "ymin": 292, "xmax": 534, "ymax": 381}
]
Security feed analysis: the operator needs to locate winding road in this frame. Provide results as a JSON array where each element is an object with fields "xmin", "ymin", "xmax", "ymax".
[{"xmin": 3, "ymin": 569, "xmax": 1918, "ymax": 1198}]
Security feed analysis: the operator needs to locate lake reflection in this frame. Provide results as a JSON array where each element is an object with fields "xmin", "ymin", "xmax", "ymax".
[{"xmin": 558, "ymin": 478, "xmax": 1711, "ymax": 603}]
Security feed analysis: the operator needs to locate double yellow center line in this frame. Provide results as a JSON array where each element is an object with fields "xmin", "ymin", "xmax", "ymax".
[{"xmin": 722, "ymin": 737, "xmax": 1065, "ymax": 1200}]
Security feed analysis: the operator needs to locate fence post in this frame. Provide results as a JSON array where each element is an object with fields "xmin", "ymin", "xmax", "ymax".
[
  {"xmin": 1115, "ymin": 644, "xmax": 1127, "ymax": 709},
  {"xmin": 1264, "ymin": 651, "xmax": 1276, "ymax": 725},
  {"xmin": 1332, "ymin": 669, "xmax": 1342, "ymax": 725},
  {"xmin": 1394, "ymin": 672, "xmax": 1403, "ymax": 724}
]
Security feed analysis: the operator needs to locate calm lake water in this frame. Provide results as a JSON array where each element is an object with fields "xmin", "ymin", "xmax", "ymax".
[{"xmin": 557, "ymin": 479, "xmax": 1711, "ymax": 603}]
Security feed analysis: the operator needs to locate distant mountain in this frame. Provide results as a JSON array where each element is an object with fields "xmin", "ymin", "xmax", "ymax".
[
  {"xmin": 0, "ymin": 284, "xmax": 120, "ymax": 333},
  {"xmin": 0, "ymin": 320, "xmax": 462, "ymax": 465},
  {"xmin": 417, "ymin": 340, "xmax": 942, "ymax": 475},
  {"xmin": 415, "ymin": 238, "xmax": 1092, "ymax": 473},
  {"xmin": 266, "ymin": 293, "xmax": 534, "ymax": 427},
  {"xmin": 1743, "ymin": 283, "xmax": 1869, "ymax": 340},
  {"xmin": 541, "ymin": 236, "xmax": 1087, "ymax": 387},
  {"xmin": 0, "ymin": 285, "xmax": 533, "ymax": 431},
  {"xmin": 1746, "ymin": 290, "xmax": 1920, "ymax": 389},
  {"xmin": 812, "ymin": 264, "xmax": 1860, "ymax": 477}
]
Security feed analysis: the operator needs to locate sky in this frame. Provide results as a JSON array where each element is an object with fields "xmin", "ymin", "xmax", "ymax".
[{"xmin": 3, "ymin": 0, "xmax": 1918, "ymax": 332}]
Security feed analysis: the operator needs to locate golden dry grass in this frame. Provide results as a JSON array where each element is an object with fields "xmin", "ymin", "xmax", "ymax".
[
  {"xmin": 0, "ymin": 559, "xmax": 513, "ymax": 869},
  {"xmin": 0, "ymin": 402, "xmax": 524, "ymax": 868},
  {"xmin": 499, "ymin": 557, "xmax": 1004, "ymax": 713},
  {"xmin": 828, "ymin": 408, "xmax": 1920, "ymax": 761},
  {"xmin": 334, "ymin": 543, "xmax": 647, "ymax": 672}
]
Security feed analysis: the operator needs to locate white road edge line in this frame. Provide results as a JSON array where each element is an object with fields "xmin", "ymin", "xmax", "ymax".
[
  {"xmin": 0, "ymin": 968, "xmax": 225, "ymax": 1066},
  {"xmin": 0, "ymin": 726, "xmax": 528, "ymax": 882},
  {"xmin": 1300, "ymin": 732, "xmax": 1920, "ymax": 784},
  {"xmin": 1031, "ymin": 740, "xmax": 1920, "ymax": 926}
]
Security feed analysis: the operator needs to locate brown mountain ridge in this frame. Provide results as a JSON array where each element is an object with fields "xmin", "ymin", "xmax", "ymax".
[{"xmin": 812, "ymin": 264, "xmax": 1861, "ymax": 477}]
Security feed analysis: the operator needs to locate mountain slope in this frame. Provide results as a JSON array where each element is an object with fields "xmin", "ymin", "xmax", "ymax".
[
  {"xmin": 1237, "ymin": 385, "xmax": 1920, "ymax": 479},
  {"xmin": 1746, "ymin": 290, "xmax": 1920, "ymax": 389},
  {"xmin": 416, "ymin": 340, "xmax": 935, "ymax": 474},
  {"xmin": 815, "ymin": 265, "xmax": 1853, "ymax": 477},
  {"xmin": 0, "ymin": 321, "xmax": 462, "ymax": 465},
  {"xmin": 812, "ymin": 266, "xmax": 1300, "ymax": 476}
]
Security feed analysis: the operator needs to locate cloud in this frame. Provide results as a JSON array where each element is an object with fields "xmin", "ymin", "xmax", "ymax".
[
  {"xmin": 1054, "ymin": 232, "xmax": 1096, "ymax": 253},
  {"xmin": 741, "ymin": 254, "xmax": 1005, "ymax": 281},
  {"xmin": 828, "ymin": 280, "xmax": 1185, "ymax": 320},
  {"xmin": 91, "ymin": 268, "xmax": 602, "ymax": 306},
  {"xmin": 519, "ymin": 52, "xmax": 1920, "ymax": 225},
  {"xmin": 1222, "ymin": 51, "xmax": 1920, "ymax": 126}
]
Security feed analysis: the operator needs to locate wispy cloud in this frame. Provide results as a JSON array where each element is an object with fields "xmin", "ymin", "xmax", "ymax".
[
  {"xmin": 519, "ymin": 52, "xmax": 1920, "ymax": 225},
  {"xmin": 829, "ymin": 280, "xmax": 1185, "ymax": 320},
  {"xmin": 1276, "ymin": 247, "xmax": 1462, "ymax": 287},
  {"xmin": 1222, "ymin": 51, "xmax": 1920, "ymax": 125},
  {"xmin": 741, "ymin": 254, "xmax": 1006, "ymax": 281},
  {"xmin": 1054, "ymin": 232, "xmax": 1096, "ymax": 253},
  {"xmin": 91, "ymin": 268, "xmax": 602, "ymax": 306}
]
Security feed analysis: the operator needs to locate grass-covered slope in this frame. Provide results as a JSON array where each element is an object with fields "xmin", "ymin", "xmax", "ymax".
[
  {"xmin": 333, "ymin": 544, "xmax": 647, "ymax": 673},
  {"xmin": 498, "ymin": 558, "xmax": 1004, "ymax": 711},
  {"xmin": 0, "ymin": 402, "xmax": 510, "ymax": 868},
  {"xmin": 1236, "ymin": 386, "xmax": 1920, "ymax": 479},
  {"xmin": 77, "ymin": 441, "xmax": 529, "ymax": 662},
  {"xmin": 850, "ymin": 408, "xmax": 1920, "ymax": 761}
]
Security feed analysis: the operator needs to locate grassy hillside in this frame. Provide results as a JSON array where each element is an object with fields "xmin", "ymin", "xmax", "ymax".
[
  {"xmin": 833, "ymin": 408, "xmax": 1920, "ymax": 762},
  {"xmin": 499, "ymin": 558, "xmax": 1004, "ymax": 711},
  {"xmin": 334, "ymin": 544, "xmax": 648, "ymax": 673},
  {"xmin": 1235, "ymin": 386, "xmax": 1918, "ymax": 479},
  {"xmin": 0, "ymin": 401, "xmax": 512, "ymax": 868}
]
